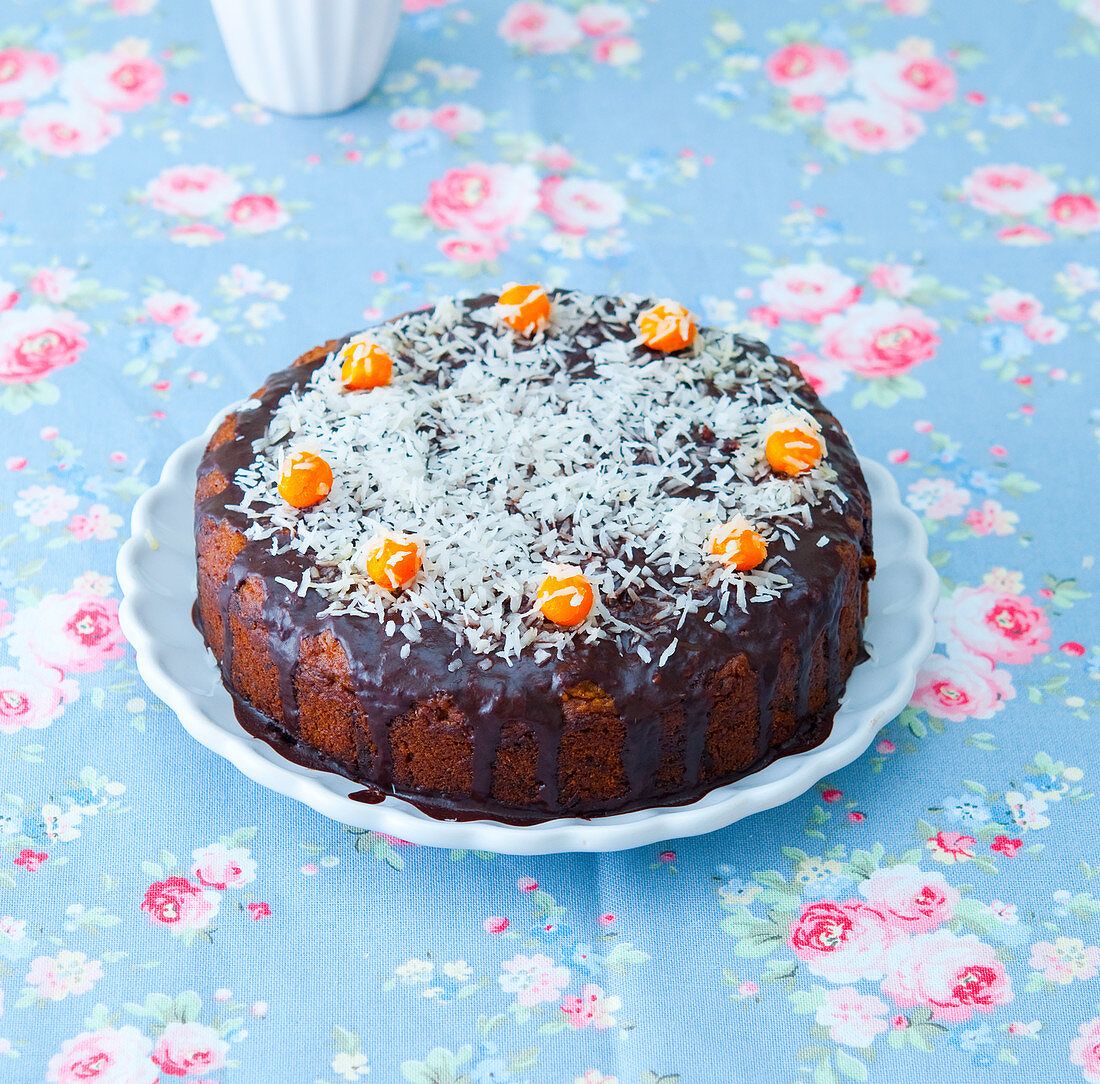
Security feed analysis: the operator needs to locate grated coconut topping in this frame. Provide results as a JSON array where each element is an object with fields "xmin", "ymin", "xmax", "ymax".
[{"xmin": 229, "ymin": 291, "xmax": 850, "ymax": 665}]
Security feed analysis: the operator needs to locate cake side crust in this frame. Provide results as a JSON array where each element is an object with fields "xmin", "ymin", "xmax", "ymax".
[{"xmin": 194, "ymin": 294, "xmax": 874, "ymax": 822}]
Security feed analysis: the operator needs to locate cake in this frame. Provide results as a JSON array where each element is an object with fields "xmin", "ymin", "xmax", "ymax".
[{"xmin": 194, "ymin": 288, "xmax": 874, "ymax": 823}]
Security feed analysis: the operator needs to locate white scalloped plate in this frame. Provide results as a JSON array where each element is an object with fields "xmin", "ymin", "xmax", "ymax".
[{"xmin": 117, "ymin": 405, "xmax": 938, "ymax": 854}]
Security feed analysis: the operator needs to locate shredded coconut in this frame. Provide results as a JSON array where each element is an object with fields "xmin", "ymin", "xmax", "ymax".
[{"xmin": 232, "ymin": 291, "xmax": 848, "ymax": 664}]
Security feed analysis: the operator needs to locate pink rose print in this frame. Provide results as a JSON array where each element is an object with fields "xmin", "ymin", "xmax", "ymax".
[
  {"xmin": 391, "ymin": 105, "xmax": 430, "ymax": 131},
  {"xmin": 151, "ymin": 1021, "xmax": 228, "ymax": 1078},
  {"xmin": 868, "ymin": 263, "xmax": 915, "ymax": 298},
  {"xmin": 790, "ymin": 95, "xmax": 827, "ymax": 114},
  {"xmin": 592, "ymin": 36, "xmax": 640, "ymax": 66},
  {"xmin": 7, "ymin": 589, "xmax": 126, "ymax": 673},
  {"xmin": 0, "ymin": 47, "xmax": 60, "ymax": 103},
  {"xmin": 191, "ymin": 842, "xmax": 257, "ymax": 890},
  {"xmin": 858, "ymin": 864, "xmax": 960, "ymax": 934},
  {"xmin": 1005, "ymin": 790, "xmax": 1051, "ymax": 831},
  {"xmin": 19, "ymin": 101, "xmax": 121, "ymax": 156},
  {"xmin": 438, "ymin": 235, "xmax": 502, "ymax": 263},
  {"xmin": 168, "ymin": 223, "xmax": 226, "ymax": 246},
  {"xmin": 430, "ymin": 103, "xmax": 485, "ymax": 138},
  {"xmin": 67, "ymin": 504, "xmax": 123, "ymax": 541},
  {"xmin": 961, "ymin": 164, "xmax": 1058, "ymax": 217},
  {"xmin": 15, "ymin": 848, "xmax": 47, "ymax": 871},
  {"xmin": 991, "ymin": 835, "xmax": 1022, "ymax": 857},
  {"xmin": 987, "ymin": 288, "xmax": 1043, "ymax": 323},
  {"xmin": 13, "ymin": 483, "xmax": 78, "ymax": 524},
  {"xmin": 936, "ymin": 586, "xmax": 1051, "ymax": 665},
  {"xmin": 0, "ymin": 305, "xmax": 89, "ymax": 384},
  {"xmin": 882, "ymin": 931, "xmax": 1012, "ymax": 1022},
  {"xmin": 750, "ymin": 305, "xmax": 781, "ymax": 328},
  {"xmin": 764, "ymin": 43, "xmax": 850, "ymax": 96},
  {"xmin": 65, "ymin": 572, "xmax": 117, "ymax": 596},
  {"xmin": 144, "ymin": 290, "xmax": 199, "ymax": 326},
  {"xmin": 560, "ymin": 982, "xmax": 621, "ymax": 1030},
  {"xmin": 374, "ymin": 833, "xmax": 414, "ymax": 847},
  {"xmin": 786, "ymin": 350, "xmax": 847, "ymax": 397},
  {"xmin": 964, "ymin": 500, "xmax": 1018, "ymax": 537},
  {"xmin": 146, "ymin": 164, "xmax": 243, "ymax": 218},
  {"xmin": 498, "ymin": 2, "xmax": 583, "ymax": 54},
  {"xmin": 47, "ymin": 1026, "xmax": 157, "ymax": 1084},
  {"xmin": 787, "ymin": 899, "xmax": 895, "ymax": 983},
  {"xmin": 1029, "ymin": 938, "xmax": 1100, "ymax": 985},
  {"xmin": 247, "ymin": 901, "xmax": 271, "ymax": 920},
  {"xmin": 25, "ymin": 950, "xmax": 103, "ymax": 1000},
  {"xmin": 1049, "ymin": 193, "xmax": 1100, "ymax": 235},
  {"xmin": 577, "ymin": 3, "xmax": 632, "ymax": 37},
  {"xmin": 1061, "ymin": 262, "xmax": 1100, "ymax": 292},
  {"xmin": 43, "ymin": 803, "xmax": 85, "ymax": 844},
  {"xmin": 997, "ymin": 223, "xmax": 1052, "ymax": 245},
  {"xmin": 538, "ymin": 176, "xmax": 626, "ymax": 234},
  {"xmin": 0, "ymin": 663, "xmax": 78, "ymax": 734},
  {"xmin": 852, "ymin": 51, "xmax": 957, "ymax": 111},
  {"xmin": 30, "ymin": 267, "xmax": 77, "ymax": 304},
  {"xmin": 910, "ymin": 652, "xmax": 1014, "ymax": 722},
  {"xmin": 820, "ymin": 299, "xmax": 940, "ymax": 377},
  {"xmin": 423, "ymin": 162, "xmax": 539, "ymax": 242},
  {"xmin": 140, "ymin": 876, "xmax": 219, "ymax": 929},
  {"xmin": 823, "ymin": 99, "xmax": 925, "ymax": 153},
  {"xmin": 758, "ymin": 262, "xmax": 861, "ymax": 324},
  {"xmin": 225, "ymin": 193, "xmax": 290, "ymax": 234},
  {"xmin": 1024, "ymin": 314, "xmax": 1068, "ymax": 343},
  {"xmin": 60, "ymin": 47, "xmax": 164, "ymax": 112},
  {"xmin": 80, "ymin": 0, "xmax": 157, "ymax": 12},
  {"xmin": 172, "ymin": 317, "xmax": 218, "ymax": 346},
  {"xmin": 1071, "ymin": 1017, "xmax": 1100, "ymax": 1084},
  {"xmin": 0, "ymin": 915, "xmax": 28, "ymax": 941},
  {"xmin": 906, "ymin": 477, "xmax": 970, "ymax": 519},
  {"xmin": 497, "ymin": 953, "xmax": 571, "ymax": 1006},
  {"xmin": 814, "ymin": 986, "xmax": 891, "ymax": 1047},
  {"xmin": 926, "ymin": 830, "xmax": 977, "ymax": 863},
  {"xmin": 531, "ymin": 143, "xmax": 575, "ymax": 171}
]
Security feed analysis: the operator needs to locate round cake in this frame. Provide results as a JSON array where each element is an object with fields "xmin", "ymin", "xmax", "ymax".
[{"xmin": 194, "ymin": 288, "xmax": 875, "ymax": 823}]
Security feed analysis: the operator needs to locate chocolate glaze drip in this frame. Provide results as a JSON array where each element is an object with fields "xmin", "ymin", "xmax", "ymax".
[{"xmin": 195, "ymin": 292, "xmax": 873, "ymax": 824}]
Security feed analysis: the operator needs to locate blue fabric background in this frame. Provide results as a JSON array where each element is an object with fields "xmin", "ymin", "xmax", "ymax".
[{"xmin": 1, "ymin": 0, "xmax": 1098, "ymax": 1081}]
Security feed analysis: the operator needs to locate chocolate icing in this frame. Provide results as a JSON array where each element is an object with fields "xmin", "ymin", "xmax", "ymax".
[{"xmin": 194, "ymin": 291, "xmax": 873, "ymax": 823}]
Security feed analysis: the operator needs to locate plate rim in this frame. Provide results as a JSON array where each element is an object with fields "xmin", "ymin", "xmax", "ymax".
[{"xmin": 117, "ymin": 404, "xmax": 939, "ymax": 854}]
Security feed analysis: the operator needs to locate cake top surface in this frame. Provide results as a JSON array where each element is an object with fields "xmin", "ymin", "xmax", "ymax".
[{"xmin": 223, "ymin": 289, "xmax": 856, "ymax": 666}]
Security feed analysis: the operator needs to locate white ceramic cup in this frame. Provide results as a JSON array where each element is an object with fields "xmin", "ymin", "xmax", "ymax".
[{"xmin": 210, "ymin": 0, "xmax": 404, "ymax": 116}]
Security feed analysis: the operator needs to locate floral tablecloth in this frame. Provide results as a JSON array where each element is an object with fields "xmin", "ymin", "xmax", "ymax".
[{"xmin": 1, "ymin": 0, "xmax": 1099, "ymax": 1080}]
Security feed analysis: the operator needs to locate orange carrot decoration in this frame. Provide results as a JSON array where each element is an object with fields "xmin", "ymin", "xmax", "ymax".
[
  {"xmin": 707, "ymin": 516, "xmax": 768, "ymax": 572},
  {"xmin": 497, "ymin": 283, "xmax": 551, "ymax": 336},
  {"xmin": 536, "ymin": 565, "xmax": 595, "ymax": 627},
  {"xmin": 340, "ymin": 340, "xmax": 393, "ymax": 390},
  {"xmin": 277, "ymin": 451, "xmax": 333, "ymax": 508},
  {"xmin": 364, "ymin": 533, "xmax": 422, "ymax": 591},
  {"xmin": 763, "ymin": 409, "xmax": 825, "ymax": 476},
  {"xmin": 637, "ymin": 300, "xmax": 696, "ymax": 352}
]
